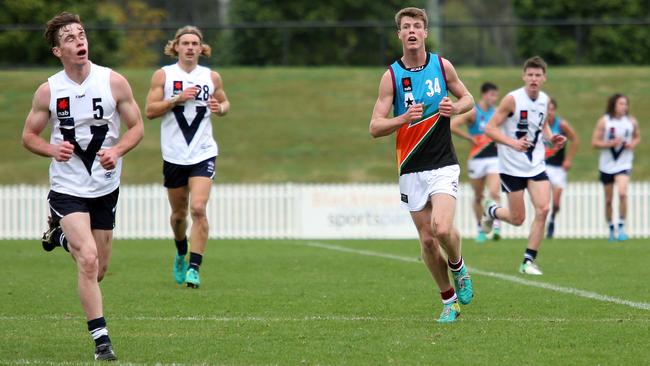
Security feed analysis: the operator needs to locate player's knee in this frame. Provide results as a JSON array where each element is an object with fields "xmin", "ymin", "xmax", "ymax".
[
  {"xmin": 432, "ymin": 223, "xmax": 451, "ymax": 241},
  {"xmin": 190, "ymin": 202, "xmax": 207, "ymax": 220},
  {"xmin": 535, "ymin": 205, "xmax": 550, "ymax": 219},
  {"xmin": 77, "ymin": 251, "xmax": 99, "ymax": 277},
  {"xmin": 420, "ymin": 236, "xmax": 438, "ymax": 252},
  {"xmin": 605, "ymin": 198, "xmax": 613, "ymax": 207},
  {"xmin": 619, "ymin": 191, "xmax": 627, "ymax": 201},
  {"xmin": 511, "ymin": 213, "xmax": 525, "ymax": 226},
  {"xmin": 170, "ymin": 210, "xmax": 187, "ymax": 225}
]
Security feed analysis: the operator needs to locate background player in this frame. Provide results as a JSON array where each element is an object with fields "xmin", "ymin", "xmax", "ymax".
[
  {"xmin": 22, "ymin": 12, "xmax": 144, "ymax": 360},
  {"xmin": 370, "ymin": 7, "xmax": 474, "ymax": 322},
  {"xmin": 145, "ymin": 26, "xmax": 229, "ymax": 288},
  {"xmin": 482, "ymin": 56, "xmax": 566, "ymax": 275},
  {"xmin": 591, "ymin": 93, "xmax": 640, "ymax": 242},
  {"xmin": 544, "ymin": 98, "xmax": 579, "ymax": 238},
  {"xmin": 451, "ymin": 82, "xmax": 502, "ymax": 243}
]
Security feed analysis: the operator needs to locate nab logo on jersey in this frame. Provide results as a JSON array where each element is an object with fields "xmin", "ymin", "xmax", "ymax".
[
  {"xmin": 56, "ymin": 97, "xmax": 70, "ymax": 118},
  {"xmin": 401, "ymin": 77, "xmax": 413, "ymax": 92},
  {"xmin": 173, "ymin": 81, "xmax": 183, "ymax": 95}
]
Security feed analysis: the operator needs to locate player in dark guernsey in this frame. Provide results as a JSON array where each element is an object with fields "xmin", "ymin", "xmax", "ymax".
[
  {"xmin": 451, "ymin": 82, "xmax": 502, "ymax": 243},
  {"xmin": 544, "ymin": 98, "xmax": 578, "ymax": 238},
  {"xmin": 370, "ymin": 7, "xmax": 475, "ymax": 323}
]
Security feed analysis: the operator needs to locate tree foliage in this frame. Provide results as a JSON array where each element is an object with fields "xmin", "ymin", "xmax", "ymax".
[{"xmin": 514, "ymin": 0, "xmax": 650, "ymax": 64}]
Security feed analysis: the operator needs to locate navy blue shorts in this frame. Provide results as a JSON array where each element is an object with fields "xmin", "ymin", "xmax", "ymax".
[
  {"xmin": 599, "ymin": 169, "xmax": 631, "ymax": 185},
  {"xmin": 500, "ymin": 172, "xmax": 549, "ymax": 193},
  {"xmin": 47, "ymin": 188, "xmax": 119, "ymax": 230},
  {"xmin": 163, "ymin": 156, "xmax": 216, "ymax": 188}
]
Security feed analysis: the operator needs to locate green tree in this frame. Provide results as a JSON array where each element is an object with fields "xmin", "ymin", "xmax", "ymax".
[
  {"xmin": 229, "ymin": 0, "xmax": 428, "ymax": 66},
  {"xmin": 514, "ymin": 0, "xmax": 650, "ymax": 64}
]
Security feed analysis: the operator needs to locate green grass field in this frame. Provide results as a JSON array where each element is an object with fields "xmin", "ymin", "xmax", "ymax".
[
  {"xmin": 1, "ymin": 66, "xmax": 649, "ymax": 184},
  {"xmin": 2, "ymin": 238, "xmax": 649, "ymax": 365}
]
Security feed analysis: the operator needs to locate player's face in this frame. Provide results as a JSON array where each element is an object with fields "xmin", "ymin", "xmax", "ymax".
[
  {"xmin": 522, "ymin": 67, "xmax": 546, "ymax": 93},
  {"xmin": 614, "ymin": 97, "xmax": 629, "ymax": 116},
  {"xmin": 548, "ymin": 102, "xmax": 556, "ymax": 120},
  {"xmin": 482, "ymin": 89, "xmax": 499, "ymax": 107},
  {"xmin": 175, "ymin": 34, "xmax": 202, "ymax": 64},
  {"xmin": 398, "ymin": 16, "xmax": 427, "ymax": 50},
  {"xmin": 53, "ymin": 23, "xmax": 88, "ymax": 66}
]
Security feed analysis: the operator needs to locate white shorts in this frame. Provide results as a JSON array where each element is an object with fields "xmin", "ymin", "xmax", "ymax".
[
  {"xmin": 546, "ymin": 165, "xmax": 567, "ymax": 189},
  {"xmin": 467, "ymin": 157, "xmax": 499, "ymax": 180},
  {"xmin": 399, "ymin": 164, "xmax": 460, "ymax": 211}
]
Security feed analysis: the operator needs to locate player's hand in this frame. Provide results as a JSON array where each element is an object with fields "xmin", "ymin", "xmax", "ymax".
[
  {"xmin": 551, "ymin": 134, "xmax": 567, "ymax": 148},
  {"xmin": 511, "ymin": 136, "xmax": 533, "ymax": 152},
  {"xmin": 609, "ymin": 137, "xmax": 622, "ymax": 147},
  {"xmin": 402, "ymin": 103, "xmax": 424, "ymax": 124},
  {"xmin": 53, "ymin": 141, "xmax": 74, "ymax": 162},
  {"xmin": 562, "ymin": 160, "xmax": 572, "ymax": 171},
  {"xmin": 438, "ymin": 97, "xmax": 455, "ymax": 117},
  {"xmin": 624, "ymin": 142, "xmax": 634, "ymax": 150},
  {"xmin": 208, "ymin": 95, "xmax": 221, "ymax": 115},
  {"xmin": 179, "ymin": 86, "xmax": 200, "ymax": 103},
  {"xmin": 97, "ymin": 148, "xmax": 120, "ymax": 170}
]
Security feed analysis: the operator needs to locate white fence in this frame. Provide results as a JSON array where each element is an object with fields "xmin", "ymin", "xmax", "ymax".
[{"xmin": 1, "ymin": 183, "xmax": 649, "ymax": 240}]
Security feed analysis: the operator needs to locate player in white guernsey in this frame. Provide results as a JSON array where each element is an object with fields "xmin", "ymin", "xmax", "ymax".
[
  {"xmin": 482, "ymin": 56, "xmax": 566, "ymax": 275},
  {"xmin": 21, "ymin": 13, "xmax": 144, "ymax": 361},
  {"xmin": 591, "ymin": 93, "xmax": 640, "ymax": 242},
  {"xmin": 145, "ymin": 26, "xmax": 229, "ymax": 289}
]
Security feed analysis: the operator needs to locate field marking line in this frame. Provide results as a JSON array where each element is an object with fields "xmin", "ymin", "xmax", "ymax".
[{"xmin": 303, "ymin": 241, "xmax": 650, "ymax": 312}]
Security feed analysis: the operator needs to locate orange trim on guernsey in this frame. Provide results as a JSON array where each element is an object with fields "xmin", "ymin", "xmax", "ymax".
[
  {"xmin": 468, "ymin": 134, "xmax": 494, "ymax": 159},
  {"xmin": 396, "ymin": 113, "xmax": 441, "ymax": 170}
]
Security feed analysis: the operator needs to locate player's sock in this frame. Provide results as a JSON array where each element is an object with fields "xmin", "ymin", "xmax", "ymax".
[
  {"xmin": 88, "ymin": 317, "xmax": 111, "ymax": 346},
  {"xmin": 618, "ymin": 219, "xmax": 625, "ymax": 230},
  {"xmin": 608, "ymin": 222, "xmax": 615, "ymax": 232},
  {"xmin": 448, "ymin": 257, "xmax": 464, "ymax": 272},
  {"xmin": 493, "ymin": 219, "xmax": 501, "ymax": 229},
  {"xmin": 189, "ymin": 252, "xmax": 203, "ymax": 271},
  {"xmin": 523, "ymin": 248, "xmax": 537, "ymax": 264},
  {"xmin": 53, "ymin": 227, "xmax": 69, "ymax": 252},
  {"xmin": 488, "ymin": 205, "xmax": 499, "ymax": 219},
  {"xmin": 175, "ymin": 237, "xmax": 188, "ymax": 256},
  {"xmin": 440, "ymin": 287, "xmax": 457, "ymax": 304}
]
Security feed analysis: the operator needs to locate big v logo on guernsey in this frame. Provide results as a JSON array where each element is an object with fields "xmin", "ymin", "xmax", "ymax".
[
  {"xmin": 172, "ymin": 106, "xmax": 207, "ymax": 145},
  {"xmin": 60, "ymin": 124, "xmax": 109, "ymax": 175},
  {"xmin": 56, "ymin": 97, "xmax": 71, "ymax": 118},
  {"xmin": 610, "ymin": 145, "xmax": 625, "ymax": 161}
]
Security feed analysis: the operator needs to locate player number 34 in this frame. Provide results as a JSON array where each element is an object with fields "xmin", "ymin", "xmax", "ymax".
[{"xmin": 425, "ymin": 78, "xmax": 442, "ymax": 97}]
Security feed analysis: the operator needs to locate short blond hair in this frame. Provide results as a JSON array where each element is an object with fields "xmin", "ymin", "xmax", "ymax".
[
  {"xmin": 164, "ymin": 25, "xmax": 211, "ymax": 58},
  {"xmin": 395, "ymin": 7, "xmax": 428, "ymax": 30}
]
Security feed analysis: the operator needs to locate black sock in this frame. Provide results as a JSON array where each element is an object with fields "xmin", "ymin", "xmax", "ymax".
[
  {"xmin": 175, "ymin": 237, "xmax": 188, "ymax": 256},
  {"xmin": 53, "ymin": 227, "xmax": 69, "ymax": 252},
  {"xmin": 189, "ymin": 252, "xmax": 203, "ymax": 271},
  {"xmin": 523, "ymin": 248, "xmax": 537, "ymax": 264},
  {"xmin": 87, "ymin": 317, "xmax": 111, "ymax": 347},
  {"xmin": 609, "ymin": 223, "xmax": 615, "ymax": 232}
]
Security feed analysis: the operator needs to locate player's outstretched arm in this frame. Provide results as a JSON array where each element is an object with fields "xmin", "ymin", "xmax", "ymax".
[
  {"xmin": 450, "ymin": 109, "xmax": 476, "ymax": 143},
  {"xmin": 485, "ymin": 95, "xmax": 531, "ymax": 152},
  {"xmin": 560, "ymin": 119, "xmax": 579, "ymax": 170},
  {"xmin": 97, "ymin": 72, "xmax": 144, "ymax": 170},
  {"xmin": 369, "ymin": 70, "xmax": 413, "ymax": 138},
  {"xmin": 591, "ymin": 116, "xmax": 618, "ymax": 149},
  {"xmin": 440, "ymin": 58, "xmax": 473, "ymax": 117},
  {"xmin": 208, "ymin": 71, "xmax": 229, "ymax": 116},
  {"xmin": 22, "ymin": 83, "xmax": 74, "ymax": 161}
]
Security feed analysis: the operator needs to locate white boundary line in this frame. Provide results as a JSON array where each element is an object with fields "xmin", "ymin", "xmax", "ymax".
[{"xmin": 304, "ymin": 241, "xmax": 650, "ymax": 312}]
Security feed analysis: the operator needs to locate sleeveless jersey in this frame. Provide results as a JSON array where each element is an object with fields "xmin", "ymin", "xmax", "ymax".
[
  {"xmin": 599, "ymin": 114, "xmax": 634, "ymax": 173},
  {"xmin": 468, "ymin": 104, "xmax": 497, "ymax": 160},
  {"xmin": 497, "ymin": 87, "xmax": 549, "ymax": 177},
  {"xmin": 544, "ymin": 116, "xmax": 566, "ymax": 166},
  {"xmin": 160, "ymin": 64, "xmax": 218, "ymax": 165},
  {"xmin": 48, "ymin": 62, "xmax": 121, "ymax": 198},
  {"xmin": 389, "ymin": 53, "xmax": 458, "ymax": 176}
]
